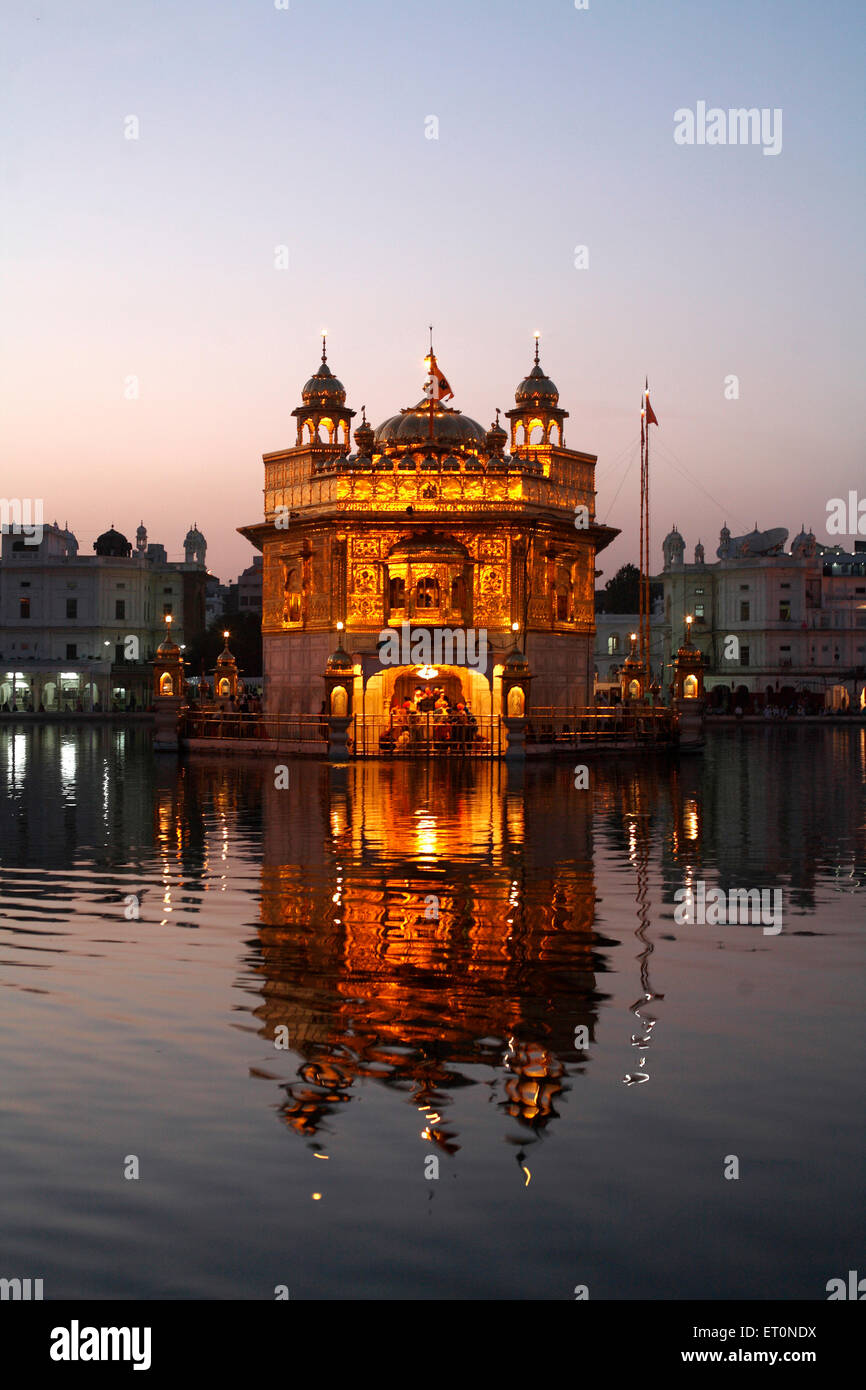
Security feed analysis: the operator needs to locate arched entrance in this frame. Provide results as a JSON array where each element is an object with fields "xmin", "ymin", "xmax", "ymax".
[
  {"xmin": 365, "ymin": 664, "xmax": 492, "ymax": 718},
  {"xmin": 358, "ymin": 664, "xmax": 497, "ymax": 756}
]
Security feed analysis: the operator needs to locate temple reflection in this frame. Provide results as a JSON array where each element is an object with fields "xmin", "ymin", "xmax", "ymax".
[{"xmin": 254, "ymin": 761, "xmax": 600, "ymax": 1148}]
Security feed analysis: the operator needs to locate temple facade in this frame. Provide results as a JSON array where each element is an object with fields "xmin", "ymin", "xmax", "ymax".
[{"xmin": 240, "ymin": 339, "xmax": 617, "ymax": 717}]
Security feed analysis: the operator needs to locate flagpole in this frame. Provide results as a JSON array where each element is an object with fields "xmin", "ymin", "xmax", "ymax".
[
  {"xmin": 428, "ymin": 325, "xmax": 435, "ymax": 441},
  {"xmin": 640, "ymin": 391, "xmax": 646, "ymax": 682}
]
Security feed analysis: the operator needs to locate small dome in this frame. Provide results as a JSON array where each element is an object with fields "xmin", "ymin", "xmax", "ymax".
[
  {"xmin": 353, "ymin": 407, "xmax": 374, "ymax": 454},
  {"xmin": 515, "ymin": 342, "xmax": 559, "ymax": 407},
  {"xmin": 486, "ymin": 410, "xmax": 507, "ymax": 453},
  {"xmin": 184, "ymin": 524, "xmax": 205, "ymax": 546},
  {"xmin": 502, "ymin": 644, "xmax": 530, "ymax": 675},
  {"xmin": 157, "ymin": 633, "xmax": 180, "ymax": 656},
  {"xmin": 325, "ymin": 643, "xmax": 354, "ymax": 674},
  {"xmin": 791, "ymin": 525, "xmax": 816, "ymax": 557},
  {"xmin": 301, "ymin": 343, "xmax": 346, "ymax": 406},
  {"xmin": 94, "ymin": 527, "xmax": 132, "ymax": 557}
]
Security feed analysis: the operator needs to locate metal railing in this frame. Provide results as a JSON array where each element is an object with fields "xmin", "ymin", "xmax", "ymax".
[
  {"xmin": 181, "ymin": 711, "xmax": 328, "ymax": 743},
  {"xmin": 526, "ymin": 707, "xmax": 675, "ymax": 745},
  {"xmin": 351, "ymin": 712, "xmax": 501, "ymax": 758}
]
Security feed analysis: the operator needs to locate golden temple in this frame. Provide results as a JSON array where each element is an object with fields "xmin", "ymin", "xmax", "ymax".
[{"xmin": 239, "ymin": 336, "xmax": 618, "ymax": 716}]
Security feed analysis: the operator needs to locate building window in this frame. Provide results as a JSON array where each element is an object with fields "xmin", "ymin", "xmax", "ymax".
[
  {"xmin": 66, "ymin": 643, "xmax": 77, "ymax": 660},
  {"xmin": 608, "ymin": 634, "xmax": 620, "ymax": 655},
  {"xmin": 740, "ymin": 601, "xmax": 750, "ymax": 621},
  {"xmin": 415, "ymin": 577, "xmax": 439, "ymax": 610},
  {"xmin": 389, "ymin": 576, "xmax": 405, "ymax": 610},
  {"xmin": 779, "ymin": 601, "xmax": 791, "ymax": 621},
  {"xmin": 163, "ymin": 587, "xmax": 173, "ymax": 594},
  {"xmin": 115, "ymin": 600, "xmax": 125, "ymax": 619},
  {"xmin": 163, "ymin": 603, "xmax": 173, "ymax": 616},
  {"xmin": 20, "ymin": 597, "xmax": 30, "ymax": 619},
  {"xmin": 781, "ymin": 582, "xmax": 790, "ymax": 589},
  {"xmin": 695, "ymin": 587, "xmax": 704, "ymax": 595},
  {"xmin": 115, "ymin": 643, "xmax": 126, "ymax": 664},
  {"xmin": 66, "ymin": 598, "xmax": 77, "ymax": 618},
  {"xmin": 694, "ymin": 603, "xmax": 705, "ymax": 619},
  {"xmin": 740, "ymin": 645, "xmax": 750, "ymax": 666}
]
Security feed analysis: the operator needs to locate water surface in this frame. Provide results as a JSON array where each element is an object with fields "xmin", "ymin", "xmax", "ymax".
[{"xmin": 0, "ymin": 725, "xmax": 863, "ymax": 1299}]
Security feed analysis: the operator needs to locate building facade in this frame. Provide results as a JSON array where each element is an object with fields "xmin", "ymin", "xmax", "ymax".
[
  {"xmin": 0, "ymin": 521, "xmax": 207, "ymax": 710},
  {"xmin": 240, "ymin": 340, "xmax": 617, "ymax": 716},
  {"xmin": 657, "ymin": 524, "xmax": 866, "ymax": 709}
]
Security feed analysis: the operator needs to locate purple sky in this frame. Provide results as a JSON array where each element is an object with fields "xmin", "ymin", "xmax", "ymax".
[{"xmin": 2, "ymin": 0, "xmax": 863, "ymax": 585}]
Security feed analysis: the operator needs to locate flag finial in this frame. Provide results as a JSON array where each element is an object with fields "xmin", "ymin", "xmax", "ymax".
[
  {"xmin": 321, "ymin": 331, "xmax": 327, "ymax": 363},
  {"xmin": 533, "ymin": 331, "xmax": 540, "ymax": 366}
]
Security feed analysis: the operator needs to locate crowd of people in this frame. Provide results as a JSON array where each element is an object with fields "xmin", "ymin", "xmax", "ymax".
[{"xmin": 380, "ymin": 686, "xmax": 479, "ymax": 754}]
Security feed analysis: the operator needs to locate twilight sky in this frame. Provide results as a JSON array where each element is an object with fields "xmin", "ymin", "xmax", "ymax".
[{"xmin": 1, "ymin": 0, "xmax": 863, "ymax": 585}]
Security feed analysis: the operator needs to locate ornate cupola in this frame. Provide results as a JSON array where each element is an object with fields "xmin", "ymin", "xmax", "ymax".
[
  {"xmin": 485, "ymin": 408, "xmax": 508, "ymax": 457},
  {"xmin": 215, "ymin": 632, "xmax": 239, "ymax": 700},
  {"xmin": 620, "ymin": 631, "xmax": 646, "ymax": 703},
  {"xmin": 662, "ymin": 525, "xmax": 685, "ymax": 569},
  {"xmin": 505, "ymin": 334, "xmax": 569, "ymax": 452},
  {"xmin": 291, "ymin": 335, "xmax": 356, "ymax": 450},
  {"xmin": 353, "ymin": 406, "xmax": 375, "ymax": 459}
]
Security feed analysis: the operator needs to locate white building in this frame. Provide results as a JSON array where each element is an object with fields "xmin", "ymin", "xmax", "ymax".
[
  {"xmin": 593, "ymin": 607, "xmax": 665, "ymax": 693},
  {"xmin": 657, "ymin": 524, "xmax": 866, "ymax": 710},
  {"xmin": 0, "ymin": 521, "xmax": 208, "ymax": 710}
]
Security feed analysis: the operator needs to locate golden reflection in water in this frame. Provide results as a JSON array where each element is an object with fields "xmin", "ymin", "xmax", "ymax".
[{"xmin": 255, "ymin": 762, "xmax": 599, "ymax": 1150}]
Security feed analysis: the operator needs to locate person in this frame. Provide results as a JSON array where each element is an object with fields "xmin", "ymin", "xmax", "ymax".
[
  {"xmin": 734, "ymin": 703, "xmax": 743, "ymax": 720},
  {"xmin": 432, "ymin": 701, "xmax": 450, "ymax": 752},
  {"xmin": 450, "ymin": 701, "xmax": 468, "ymax": 752},
  {"xmin": 465, "ymin": 703, "xmax": 478, "ymax": 748}
]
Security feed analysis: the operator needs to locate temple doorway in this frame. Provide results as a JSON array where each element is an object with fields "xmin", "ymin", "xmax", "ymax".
[
  {"xmin": 390, "ymin": 670, "xmax": 466, "ymax": 710},
  {"xmin": 364, "ymin": 664, "xmax": 492, "ymax": 718}
]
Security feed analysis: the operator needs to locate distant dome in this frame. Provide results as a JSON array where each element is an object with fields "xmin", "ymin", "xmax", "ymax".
[
  {"xmin": 374, "ymin": 400, "xmax": 487, "ymax": 449},
  {"xmin": 94, "ymin": 527, "xmax": 131, "ymax": 557}
]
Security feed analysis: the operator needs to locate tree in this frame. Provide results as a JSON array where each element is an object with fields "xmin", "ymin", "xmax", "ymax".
[{"xmin": 598, "ymin": 563, "xmax": 640, "ymax": 613}]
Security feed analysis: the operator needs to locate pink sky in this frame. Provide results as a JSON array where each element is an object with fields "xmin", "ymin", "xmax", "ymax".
[{"xmin": 2, "ymin": 0, "xmax": 863, "ymax": 584}]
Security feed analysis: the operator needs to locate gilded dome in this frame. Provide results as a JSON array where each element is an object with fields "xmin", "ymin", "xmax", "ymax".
[
  {"xmin": 301, "ymin": 359, "xmax": 346, "ymax": 407},
  {"xmin": 325, "ymin": 644, "xmax": 354, "ymax": 674},
  {"xmin": 374, "ymin": 400, "xmax": 487, "ymax": 450},
  {"xmin": 515, "ymin": 362, "xmax": 559, "ymax": 407},
  {"xmin": 515, "ymin": 342, "xmax": 559, "ymax": 407}
]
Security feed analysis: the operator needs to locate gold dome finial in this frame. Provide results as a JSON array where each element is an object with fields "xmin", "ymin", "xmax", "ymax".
[
  {"xmin": 533, "ymin": 331, "xmax": 541, "ymax": 366},
  {"xmin": 321, "ymin": 331, "xmax": 327, "ymax": 363}
]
